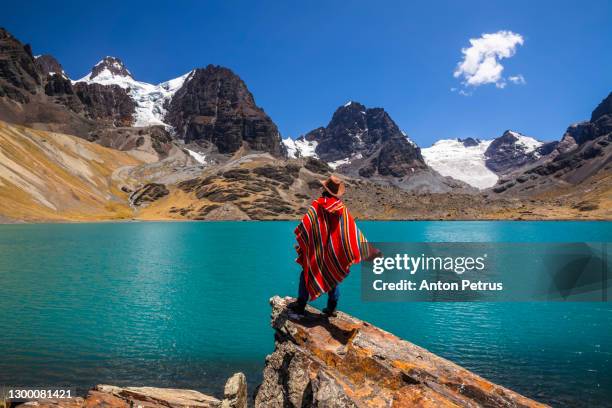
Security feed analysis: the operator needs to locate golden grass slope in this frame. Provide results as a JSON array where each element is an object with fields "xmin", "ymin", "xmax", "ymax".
[{"xmin": 0, "ymin": 121, "xmax": 142, "ymax": 222}]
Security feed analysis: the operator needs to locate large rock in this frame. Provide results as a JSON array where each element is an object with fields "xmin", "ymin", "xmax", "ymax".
[
  {"xmin": 13, "ymin": 385, "xmax": 222, "ymax": 408},
  {"xmin": 255, "ymin": 296, "xmax": 549, "ymax": 407},
  {"xmin": 221, "ymin": 372, "xmax": 247, "ymax": 408},
  {"xmin": 165, "ymin": 65, "xmax": 285, "ymax": 157},
  {"xmin": 129, "ymin": 183, "xmax": 169, "ymax": 206}
]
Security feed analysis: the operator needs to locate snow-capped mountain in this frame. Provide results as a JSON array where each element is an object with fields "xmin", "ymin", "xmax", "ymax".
[
  {"xmin": 284, "ymin": 101, "xmax": 426, "ymax": 175},
  {"xmin": 422, "ymin": 138, "xmax": 498, "ymax": 189},
  {"xmin": 484, "ymin": 130, "xmax": 545, "ymax": 174},
  {"xmin": 76, "ymin": 56, "xmax": 193, "ymax": 128},
  {"xmin": 0, "ymin": 28, "xmax": 285, "ymax": 158},
  {"xmin": 423, "ymin": 131, "xmax": 557, "ymax": 189}
]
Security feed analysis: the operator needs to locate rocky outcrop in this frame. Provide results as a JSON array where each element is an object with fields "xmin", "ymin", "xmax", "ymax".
[
  {"xmin": 72, "ymin": 82, "xmax": 135, "ymax": 126},
  {"xmin": 484, "ymin": 130, "xmax": 548, "ymax": 174},
  {"xmin": 221, "ymin": 373, "xmax": 247, "ymax": 408},
  {"xmin": 255, "ymin": 296, "xmax": 549, "ymax": 407},
  {"xmin": 13, "ymin": 375, "xmax": 248, "ymax": 408},
  {"xmin": 165, "ymin": 65, "xmax": 285, "ymax": 157},
  {"xmin": 35, "ymin": 54, "xmax": 66, "ymax": 77},
  {"xmin": 129, "ymin": 183, "xmax": 170, "ymax": 206},
  {"xmin": 0, "ymin": 27, "xmax": 41, "ymax": 104}
]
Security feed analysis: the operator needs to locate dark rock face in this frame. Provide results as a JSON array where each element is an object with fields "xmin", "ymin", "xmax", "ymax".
[
  {"xmin": 305, "ymin": 101, "xmax": 426, "ymax": 178},
  {"xmin": 536, "ymin": 140, "xmax": 559, "ymax": 157},
  {"xmin": 90, "ymin": 56, "xmax": 132, "ymax": 79},
  {"xmin": 591, "ymin": 92, "xmax": 612, "ymax": 122},
  {"xmin": 460, "ymin": 137, "xmax": 480, "ymax": 147},
  {"xmin": 129, "ymin": 183, "xmax": 169, "ymax": 206},
  {"xmin": 308, "ymin": 102, "xmax": 368, "ymax": 161},
  {"xmin": 484, "ymin": 130, "xmax": 543, "ymax": 174},
  {"xmin": 165, "ymin": 65, "xmax": 285, "ymax": 157},
  {"xmin": 0, "ymin": 27, "xmax": 41, "ymax": 103},
  {"xmin": 35, "ymin": 54, "xmax": 65, "ymax": 77},
  {"xmin": 0, "ymin": 28, "xmax": 136, "ymax": 134},
  {"xmin": 73, "ymin": 82, "xmax": 135, "ymax": 126}
]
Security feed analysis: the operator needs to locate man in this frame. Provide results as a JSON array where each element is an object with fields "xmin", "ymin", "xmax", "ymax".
[{"xmin": 289, "ymin": 175, "xmax": 379, "ymax": 317}]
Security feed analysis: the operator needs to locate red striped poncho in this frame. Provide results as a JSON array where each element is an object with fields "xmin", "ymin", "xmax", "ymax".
[{"xmin": 294, "ymin": 196, "xmax": 371, "ymax": 300}]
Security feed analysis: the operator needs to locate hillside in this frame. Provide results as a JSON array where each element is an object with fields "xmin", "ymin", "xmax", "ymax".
[{"xmin": 0, "ymin": 121, "xmax": 142, "ymax": 222}]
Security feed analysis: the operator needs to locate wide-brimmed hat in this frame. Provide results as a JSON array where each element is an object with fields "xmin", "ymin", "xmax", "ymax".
[{"xmin": 320, "ymin": 175, "xmax": 346, "ymax": 198}]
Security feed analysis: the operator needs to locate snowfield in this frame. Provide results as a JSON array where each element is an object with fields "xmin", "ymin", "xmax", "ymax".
[
  {"xmin": 422, "ymin": 139, "xmax": 499, "ymax": 189},
  {"xmin": 283, "ymin": 137, "xmax": 318, "ymax": 159},
  {"xmin": 507, "ymin": 130, "xmax": 542, "ymax": 157},
  {"xmin": 76, "ymin": 64, "xmax": 193, "ymax": 128}
]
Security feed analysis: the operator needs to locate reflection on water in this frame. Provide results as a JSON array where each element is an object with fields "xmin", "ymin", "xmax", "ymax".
[{"xmin": 0, "ymin": 221, "xmax": 610, "ymax": 406}]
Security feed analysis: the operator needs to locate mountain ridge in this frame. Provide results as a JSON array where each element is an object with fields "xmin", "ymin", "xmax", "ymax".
[{"xmin": 0, "ymin": 27, "xmax": 609, "ymax": 221}]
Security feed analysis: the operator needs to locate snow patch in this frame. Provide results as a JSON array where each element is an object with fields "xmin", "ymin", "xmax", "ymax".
[
  {"xmin": 507, "ymin": 131, "xmax": 542, "ymax": 155},
  {"xmin": 422, "ymin": 139, "xmax": 498, "ymax": 189},
  {"xmin": 186, "ymin": 149, "xmax": 206, "ymax": 164},
  {"xmin": 283, "ymin": 137, "xmax": 319, "ymax": 159},
  {"xmin": 328, "ymin": 153, "xmax": 362, "ymax": 170},
  {"xmin": 75, "ymin": 68, "xmax": 193, "ymax": 128},
  {"xmin": 402, "ymin": 130, "xmax": 417, "ymax": 147}
]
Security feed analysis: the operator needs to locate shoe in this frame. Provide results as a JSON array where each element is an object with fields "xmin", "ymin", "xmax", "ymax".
[
  {"xmin": 322, "ymin": 306, "xmax": 337, "ymax": 317},
  {"xmin": 287, "ymin": 300, "xmax": 306, "ymax": 316},
  {"xmin": 323, "ymin": 299, "xmax": 338, "ymax": 317}
]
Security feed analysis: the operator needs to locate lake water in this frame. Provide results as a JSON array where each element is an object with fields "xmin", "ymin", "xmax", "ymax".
[{"xmin": 0, "ymin": 221, "xmax": 610, "ymax": 406}]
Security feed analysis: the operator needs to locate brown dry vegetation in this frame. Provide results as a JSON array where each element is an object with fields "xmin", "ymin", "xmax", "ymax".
[{"xmin": 0, "ymin": 121, "xmax": 609, "ymax": 223}]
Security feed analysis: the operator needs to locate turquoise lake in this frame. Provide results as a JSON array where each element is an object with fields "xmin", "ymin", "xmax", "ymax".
[{"xmin": 0, "ymin": 221, "xmax": 610, "ymax": 406}]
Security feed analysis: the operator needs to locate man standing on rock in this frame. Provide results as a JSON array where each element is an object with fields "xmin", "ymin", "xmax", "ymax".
[{"xmin": 289, "ymin": 175, "xmax": 380, "ymax": 317}]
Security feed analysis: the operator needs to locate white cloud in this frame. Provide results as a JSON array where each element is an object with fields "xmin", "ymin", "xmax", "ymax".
[
  {"xmin": 453, "ymin": 30, "xmax": 525, "ymax": 92},
  {"xmin": 508, "ymin": 74, "xmax": 526, "ymax": 85}
]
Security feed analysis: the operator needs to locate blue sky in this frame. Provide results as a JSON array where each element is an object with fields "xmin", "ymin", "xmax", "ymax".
[{"xmin": 3, "ymin": 0, "xmax": 611, "ymax": 146}]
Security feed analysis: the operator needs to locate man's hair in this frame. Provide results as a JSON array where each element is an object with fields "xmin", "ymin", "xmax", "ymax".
[{"xmin": 321, "ymin": 190, "xmax": 333, "ymax": 198}]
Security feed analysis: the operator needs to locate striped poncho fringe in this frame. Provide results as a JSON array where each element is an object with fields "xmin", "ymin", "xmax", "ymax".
[{"xmin": 294, "ymin": 196, "xmax": 371, "ymax": 300}]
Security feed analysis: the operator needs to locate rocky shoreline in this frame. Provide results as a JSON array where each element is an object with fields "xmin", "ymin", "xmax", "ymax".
[{"xmin": 9, "ymin": 296, "xmax": 549, "ymax": 408}]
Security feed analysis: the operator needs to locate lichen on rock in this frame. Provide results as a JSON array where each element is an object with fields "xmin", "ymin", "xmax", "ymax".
[{"xmin": 254, "ymin": 296, "xmax": 549, "ymax": 408}]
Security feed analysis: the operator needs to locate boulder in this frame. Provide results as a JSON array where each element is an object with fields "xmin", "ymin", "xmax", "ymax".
[
  {"xmin": 254, "ymin": 296, "xmax": 549, "ymax": 408},
  {"xmin": 220, "ymin": 372, "xmax": 247, "ymax": 408},
  {"xmin": 13, "ymin": 385, "xmax": 221, "ymax": 408}
]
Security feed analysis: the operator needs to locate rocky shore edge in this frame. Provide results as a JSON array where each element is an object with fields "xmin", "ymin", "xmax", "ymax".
[{"xmin": 9, "ymin": 296, "xmax": 549, "ymax": 408}]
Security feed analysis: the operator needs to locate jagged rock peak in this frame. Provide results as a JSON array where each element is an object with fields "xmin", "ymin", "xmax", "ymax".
[
  {"xmin": 591, "ymin": 92, "xmax": 612, "ymax": 122},
  {"xmin": 90, "ymin": 56, "xmax": 132, "ymax": 80},
  {"xmin": 35, "ymin": 54, "xmax": 66, "ymax": 77},
  {"xmin": 165, "ymin": 64, "xmax": 286, "ymax": 157},
  {"xmin": 328, "ymin": 100, "xmax": 368, "ymax": 129},
  {"xmin": 0, "ymin": 27, "xmax": 14, "ymax": 40},
  {"xmin": 459, "ymin": 137, "xmax": 480, "ymax": 147}
]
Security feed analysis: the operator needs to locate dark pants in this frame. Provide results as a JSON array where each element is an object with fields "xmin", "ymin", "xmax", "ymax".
[{"xmin": 297, "ymin": 271, "xmax": 340, "ymax": 309}]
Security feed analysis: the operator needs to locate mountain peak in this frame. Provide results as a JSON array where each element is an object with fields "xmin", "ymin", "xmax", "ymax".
[
  {"xmin": 89, "ymin": 56, "xmax": 132, "ymax": 80},
  {"xmin": 35, "ymin": 54, "xmax": 67, "ymax": 78},
  {"xmin": 591, "ymin": 92, "xmax": 612, "ymax": 122},
  {"xmin": 458, "ymin": 137, "xmax": 481, "ymax": 147}
]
